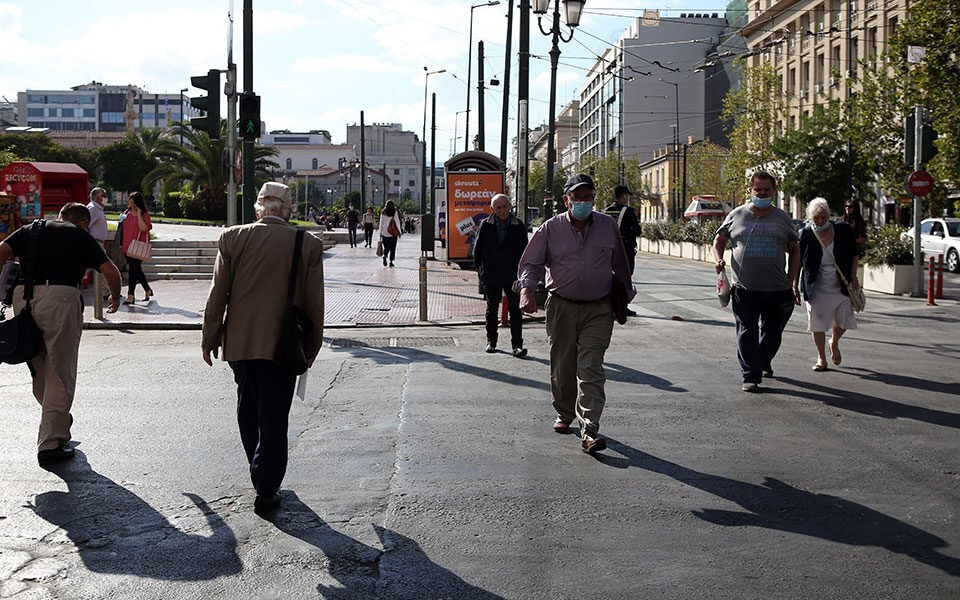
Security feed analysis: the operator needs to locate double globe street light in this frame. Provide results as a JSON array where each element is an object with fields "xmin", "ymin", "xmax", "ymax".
[{"xmin": 533, "ymin": 0, "xmax": 585, "ymax": 218}]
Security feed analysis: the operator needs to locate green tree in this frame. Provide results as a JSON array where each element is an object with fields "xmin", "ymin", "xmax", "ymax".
[
  {"xmin": 96, "ymin": 136, "xmax": 156, "ymax": 193},
  {"xmin": 682, "ymin": 141, "xmax": 738, "ymax": 205},
  {"xmin": 888, "ymin": 0, "xmax": 960, "ymax": 187},
  {"xmin": 527, "ymin": 161, "xmax": 569, "ymax": 214},
  {"xmin": 771, "ymin": 104, "xmax": 873, "ymax": 212},
  {"xmin": 722, "ymin": 61, "xmax": 786, "ymax": 201}
]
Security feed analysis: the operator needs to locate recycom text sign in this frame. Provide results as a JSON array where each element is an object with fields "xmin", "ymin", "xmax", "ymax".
[{"xmin": 445, "ymin": 171, "xmax": 503, "ymax": 261}]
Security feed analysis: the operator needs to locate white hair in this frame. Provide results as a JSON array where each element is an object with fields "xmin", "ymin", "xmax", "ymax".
[
  {"xmin": 490, "ymin": 193, "xmax": 511, "ymax": 207},
  {"xmin": 254, "ymin": 182, "xmax": 293, "ymax": 220},
  {"xmin": 806, "ymin": 197, "xmax": 831, "ymax": 221}
]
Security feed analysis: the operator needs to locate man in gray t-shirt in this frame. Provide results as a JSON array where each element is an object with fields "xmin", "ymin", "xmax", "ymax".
[{"xmin": 712, "ymin": 171, "xmax": 800, "ymax": 392}]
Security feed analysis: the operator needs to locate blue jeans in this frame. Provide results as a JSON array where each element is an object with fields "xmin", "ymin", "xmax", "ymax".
[
  {"xmin": 348, "ymin": 225, "xmax": 358, "ymax": 247},
  {"xmin": 230, "ymin": 359, "xmax": 295, "ymax": 497},
  {"xmin": 731, "ymin": 287, "xmax": 795, "ymax": 384}
]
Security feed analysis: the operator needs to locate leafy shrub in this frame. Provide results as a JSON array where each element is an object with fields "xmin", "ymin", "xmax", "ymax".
[
  {"xmin": 161, "ymin": 192, "xmax": 184, "ymax": 218},
  {"xmin": 861, "ymin": 224, "xmax": 913, "ymax": 266},
  {"xmin": 641, "ymin": 220, "xmax": 720, "ymax": 245},
  {"xmin": 641, "ymin": 222, "xmax": 664, "ymax": 241},
  {"xmin": 179, "ymin": 190, "xmax": 226, "ymax": 221}
]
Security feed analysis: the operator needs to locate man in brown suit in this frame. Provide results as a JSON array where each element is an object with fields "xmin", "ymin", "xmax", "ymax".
[{"xmin": 201, "ymin": 182, "xmax": 325, "ymax": 514}]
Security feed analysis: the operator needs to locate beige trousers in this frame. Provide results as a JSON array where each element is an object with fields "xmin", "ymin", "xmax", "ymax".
[
  {"xmin": 14, "ymin": 285, "xmax": 83, "ymax": 451},
  {"xmin": 545, "ymin": 294, "xmax": 614, "ymax": 436}
]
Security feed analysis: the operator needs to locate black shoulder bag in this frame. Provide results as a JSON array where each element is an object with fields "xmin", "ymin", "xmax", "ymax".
[
  {"xmin": 0, "ymin": 220, "xmax": 45, "ymax": 370},
  {"xmin": 274, "ymin": 230, "xmax": 314, "ymax": 376}
]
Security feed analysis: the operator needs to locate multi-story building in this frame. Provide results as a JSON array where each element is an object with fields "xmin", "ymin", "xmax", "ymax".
[
  {"xmin": 530, "ymin": 100, "xmax": 580, "ymax": 168},
  {"xmin": 17, "ymin": 81, "xmax": 198, "ymax": 133},
  {"xmin": 579, "ymin": 12, "xmax": 733, "ymax": 165},
  {"xmin": 346, "ymin": 123, "xmax": 424, "ymax": 204}
]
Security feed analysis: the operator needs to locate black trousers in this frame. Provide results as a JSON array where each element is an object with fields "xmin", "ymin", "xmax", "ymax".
[
  {"xmin": 731, "ymin": 287, "xmax": 795, "ymax": 384},
  {"xmin": 348, "ymin": 225, "xmax": 358, "ymax": 247},
  {"xmin": 382, "ymin": 236, "xmax": 398, "ymax": 262},
  {"xmin": 624, "ymin": 243, "xmax": 636, "ymax": 276},
  {"xmin": 484, "ymin": 285, "xmax": 523, "ymax": 348},
  {"xmin": 363, "ymin": 224, "xmax": 374, "ymax": 246},
  {"xmin": 229, "ymin": 359, "xmax": 295, "ymax": 497},
  {"xmin": 125, "ymin": 255, "xmax": 152, "ymax": 296}
]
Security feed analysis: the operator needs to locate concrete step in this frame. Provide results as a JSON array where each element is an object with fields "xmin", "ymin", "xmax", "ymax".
[
  {"xmin": 151, "ymin": 240, "xmax": 218, "ymax": 249},
  {"xmin": 143, "ymin": 263, "xmax": 215, "ymax": 274},
  {"xmin": 150, "ymin": 248, "xmax": 219, "ymax": 258},
  {"xmin": 145, "ymin": 272, "xmax": 214, "ymax": 281}
]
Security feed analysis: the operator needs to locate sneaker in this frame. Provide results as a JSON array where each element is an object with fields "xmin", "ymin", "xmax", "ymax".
[
  {"xmin": 741, "ymin": 382, "xmax": 760, "ymax": 393},
  {"xmin": 762, "ymin": 369, "xmax": 773, "ymax": 378},
  {"xmin": 512, "ymin": 347, "xmax": 527, "ymax": 358},
  {"xmin": 485, "ymin": 342, "xmax": 497, "ymax": 353},
  {"xmin": 581, "ymin": 434, "xmax": 607, "ymax": 454}
]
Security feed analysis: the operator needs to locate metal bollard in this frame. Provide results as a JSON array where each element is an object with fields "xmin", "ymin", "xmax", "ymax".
[
  {"xmin": 418, "ymin": 256, "xmax": 428, "ymax": 322},
  {"xmin": 500, "ymin": 294, "xmax": 508, "ymax": 326},
  {"xmin": 93, "ymin": 271, "xmax": 103, "ymax": 320},
  {"xmin": 926, "ymin": 256, "xmax": 937, "ymax": 306},
  {"xmin": 936, "ymin": 254, "xmax": 944, "ymax": 299}
]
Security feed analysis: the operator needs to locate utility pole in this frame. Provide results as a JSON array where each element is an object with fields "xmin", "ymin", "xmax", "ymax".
[
  {"xmin": 477, "ymin": 41, "xmax": 485, "ymax": 152},
  {"xmin": 241, "ymin": 0, "xmax": 254, "ymax": 223},
  {"xmin": 360, "ymin": 111, "xmax": 366, "ymax": 207},
  {"xmin": 225, "ymin": 8, "xmax": 238, "ymax": 226},
  {"xmin": 516, "ymin": 0, "xmax": 530, "ymax": 222},
  {"xmin": 500, "ymin": 0, "xmax": 514, "ymax": 165}
]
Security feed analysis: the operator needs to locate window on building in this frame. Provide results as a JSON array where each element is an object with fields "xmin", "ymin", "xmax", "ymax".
[
  {"xmin": 286, "ymin": 158, "xmax": 293, "ymax": 170},
  {"xmin": 312, "ymin": 158, "xmax": 318, "ymax": 169},
  {"xmin": 407, "ymin": 180, "xmax": 415, "ymax": 187}
]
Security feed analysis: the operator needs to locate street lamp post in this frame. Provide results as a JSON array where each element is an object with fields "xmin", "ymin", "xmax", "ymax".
[
  {"xmin": 422, "ymin": 67, "xmax": 446, "ymax": 215},
  {"xmin": 659, "ymin": 78, "xmax": 680, "ymax": 220},
  {"xmin": 533, "ymin": 0, "xmax": 585, "ymax": 218},
  {"xmin": 465, "ymin": 0, "xmax": 501, "ymax": 153},
  {"xmin": 178, "ymin": 87, "xmax": 188, "ymax": 144}
]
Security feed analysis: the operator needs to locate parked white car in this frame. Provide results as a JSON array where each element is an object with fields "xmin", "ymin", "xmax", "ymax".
[{"xmin": 901, "ymin": 218, "xmax": 960, "ymax": 273}]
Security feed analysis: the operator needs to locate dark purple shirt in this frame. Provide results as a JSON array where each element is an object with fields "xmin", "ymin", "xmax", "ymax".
[{"xmin": 517, "ymin": 211, "xmax": 635, "ymax": 302}]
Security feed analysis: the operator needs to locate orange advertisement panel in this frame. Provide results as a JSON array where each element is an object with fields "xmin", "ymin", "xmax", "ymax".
[{"xmin": 446, "ymin": 171, "xmax": 503, "ymax": 261}]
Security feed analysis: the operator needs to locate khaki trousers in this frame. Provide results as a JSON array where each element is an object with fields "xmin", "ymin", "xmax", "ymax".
[
  {"xmin": 545, "ymin": 294, "xmax": 614, "ymax": 436},
  {"xmin": 14, "ymin": 285, "xmax": 83, "ymax": 451}
]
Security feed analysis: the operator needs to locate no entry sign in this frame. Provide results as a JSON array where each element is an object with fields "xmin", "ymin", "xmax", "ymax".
[{"xmin": 906, "ymin": 169, "xmax": 934, "ymax": 197}]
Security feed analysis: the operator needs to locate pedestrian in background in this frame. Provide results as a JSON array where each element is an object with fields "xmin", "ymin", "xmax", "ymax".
[
  {"xmin": 0, "ymin": 203, "xmax": 121, "ymax": 467},
  {"xmin": 843, "ymin": 199, "xmax": 868, "ymax": 249},
  {"xmin": 86, "ymin": 187, "xmax": 108, "ymax": 245},
  {"xmin": 379, "ymin": 200, "xmax": 402, "ymax": 267},
  {"xmin": 120, "ymin": 192, "xmax": 153, "ymax": 304},
  {"xmin": 362, "ymin": 206, "xmax": 376, "ymax": 248},
  {"xmin": 517, "ymin": 174, "xmax": 635, "ymax": 454},
  {"xmin": 345, "ymin": 204, "xmax": 360, "ymax": 248},
  {"xmin": 604, "ymin": 184, "xmax": 642, "ymax": 316},
  {"xmin": 201, "ymin": 182, "xmax": 325, "ymax": 515},
  {"xmin": 712, "ymin": 171, "xmax": 800, "ymax": 393},
  {"xmin": 798, "ymin": 197, "xmax": 860, "ymax": 371},
  {"xmin": 474, "ymin": 193, "xmax": 528, "ymax": 357}
]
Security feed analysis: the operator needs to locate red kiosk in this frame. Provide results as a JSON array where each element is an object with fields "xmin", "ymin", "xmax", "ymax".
[{"xmin": 0, "ymin": 162, "xmax": 89, "ymax": 242}]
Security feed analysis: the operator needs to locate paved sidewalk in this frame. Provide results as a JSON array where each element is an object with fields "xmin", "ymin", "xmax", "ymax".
[{"xmin": 82, "ymin": 228, "xmax": 529, "ymax": 329}]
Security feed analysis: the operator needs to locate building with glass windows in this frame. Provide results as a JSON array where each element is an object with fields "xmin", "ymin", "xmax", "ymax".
[{"xmin": 16, "ymin": 81, "xmax": 197, "ymax": 133}]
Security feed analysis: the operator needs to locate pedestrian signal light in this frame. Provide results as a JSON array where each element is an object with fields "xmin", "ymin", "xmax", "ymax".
[
  {"xmin": 239, "ymin": 92, "xmax": 261, "ymax": 142},
  {"xmin": 190, "ymin": 69, "xmax": 221, "ymax": 139}
]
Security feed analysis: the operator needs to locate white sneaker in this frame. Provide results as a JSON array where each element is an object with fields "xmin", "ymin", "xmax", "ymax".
[{"xmin": 741, "ymin": 382, "xmax": 760, "ymax": 392}]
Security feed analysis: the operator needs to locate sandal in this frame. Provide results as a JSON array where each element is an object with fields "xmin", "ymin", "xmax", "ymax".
[
  {"xmin": 829, "ymin": 340, "xmax": 842, "ymax": 365},
  {"xmin": 812, "ymin": 360, "xmax": 828, "ymax": 372},
  {"xmin": 123, "ymin": 296, "xmax": 136, "ymax": 305}
]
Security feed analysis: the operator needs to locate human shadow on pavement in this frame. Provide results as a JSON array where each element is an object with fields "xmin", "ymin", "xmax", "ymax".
[
  {"xmin": 265, "ymin": 492, "xmax": 504, "ymax": 599},
  {"xmin": 327, "ymin": 343, "xmax": 550, "ymax": 392},
  {"xmin": 848, "ymin": 367, "xmax": 960, "ymax": 397},
  {"xmin": 605, "ymin": 362, "xmax": 687, "ymax": 392},
  {"xmin": 595, "ymin": 438, "xmax": 960, "ymax": 577},
  {"xmin": 775, "ymin": 375, "xmax": 960, "ymax": 429},
  {"xmin": 29, "ymin": 450, "xmax": 241, "ymax": 580}
]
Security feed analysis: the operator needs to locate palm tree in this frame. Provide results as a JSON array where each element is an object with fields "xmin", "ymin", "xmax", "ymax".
[{"xmin": 142, "ymin": 121, "xmax": 279, "ymax": 204}]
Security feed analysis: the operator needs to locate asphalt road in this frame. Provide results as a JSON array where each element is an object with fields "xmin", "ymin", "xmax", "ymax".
[{"xmin": 1, "ymin": 255, "xmax": 958, "ymax": 599}]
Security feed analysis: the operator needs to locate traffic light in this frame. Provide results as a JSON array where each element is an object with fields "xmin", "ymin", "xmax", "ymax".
[
  {"xmin": 904, "ymin": 113, "xmax": 938, "ymax": 165},
  {"xmin": 238, "ymin": 92, "xmax": 261, "ymax": 142},
  {"xmin": 190, "ymin": 69, "xmax": 221, "ymax": 139}
]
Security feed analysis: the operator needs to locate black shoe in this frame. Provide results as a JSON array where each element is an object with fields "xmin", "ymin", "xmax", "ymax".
[
  {"xmin": 389, "ymin": 262, "xmax": 394, "ymax": 267},
  {"xmin": 382, "ymin": 256, "xmax": 387, "ymax": 266},
  {"xmin": 762, "ymin": 369, "xmax": 774, "ymax": 378},
  {"xmin": 625, "ymin": 308, "xmax": 638, "ymax": 317},
  {"xmin": 38, "ymin": 444, "xmax": 75, "ymax": 467},
  {"xmin": 254, "ymin": 492, "xmax": 282, "ymax": 514},
  {"xmin": 512, "ymin": 347, "xmax": 527, "ymax": 358},
  {"xmin": 485, "ymin": 342, "xmax": 497, "ymax": 353}
]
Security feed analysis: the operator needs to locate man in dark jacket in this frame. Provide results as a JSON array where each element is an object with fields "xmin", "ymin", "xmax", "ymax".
[
  {"xmin": 604, "ymin": 185, "xmax": 641, "ymax": 316},
  {"xmin": 474, "ymin": 194, "xmax": 529, "ymax": 357}
]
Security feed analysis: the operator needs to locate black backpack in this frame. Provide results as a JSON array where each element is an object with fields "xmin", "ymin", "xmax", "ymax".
[{"xmin": 0, "ymin": 220, "xmax": 45, "ymax": 370}]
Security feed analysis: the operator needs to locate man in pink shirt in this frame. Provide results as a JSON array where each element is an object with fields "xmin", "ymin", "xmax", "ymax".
[{"xmin": 517, "ymin": 174, "xmax": 635, "ymax": 454}]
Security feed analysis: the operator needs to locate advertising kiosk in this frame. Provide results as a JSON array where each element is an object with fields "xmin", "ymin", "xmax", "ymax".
[
  {"xmin": 441, "ymin": 151, "xmax": 505, "ymax": 265},
  {"xmin": 0, "ymin": 162, "xmax": 89, "ymax": 241}
]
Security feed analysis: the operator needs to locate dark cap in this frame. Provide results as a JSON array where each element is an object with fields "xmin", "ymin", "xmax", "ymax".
[
  {"xmin": 563, "ymin": 173, "xmax": 596, "ymax": 193},
  {"xmin": 614, "ymin": 185, "xmax": 633, "ymax": 198}
]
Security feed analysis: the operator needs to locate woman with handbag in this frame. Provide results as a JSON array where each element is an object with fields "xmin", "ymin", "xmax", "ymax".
[
  {"xmin": 797, "ymin": 197, "xmax": 860, "ymax": 371},
  {"xmin": 120, "ymin": 192, "xmax": 154, "ymax": 304},
  {"xmin": 378, "ymin": 200, "xmax": 402, "ymax": 267}
]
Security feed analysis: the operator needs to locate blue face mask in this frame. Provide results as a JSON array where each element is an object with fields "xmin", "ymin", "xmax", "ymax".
[
  {"xmin": 751, "ymin": 195, "xmax": 772, "ymax": 209},
  {"xmin": 813, "ymin": 221, "xmax": 831, "ymax": 232},
  {"xmin": 570, "ymin": 202, "xmax": 593, "ymax": 220}
]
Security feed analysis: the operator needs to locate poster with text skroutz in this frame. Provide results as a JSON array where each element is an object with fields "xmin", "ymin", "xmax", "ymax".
[{"xmin": 445, "ymin": 171, "xmax": 503, "ymax": 261}]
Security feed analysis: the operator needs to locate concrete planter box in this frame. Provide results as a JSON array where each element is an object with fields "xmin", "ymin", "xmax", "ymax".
[
  {"xmin": 681, "ymin": 242, "xmax": 702, "ymax": 261},
  {"xmin": 639, "ymin": 238, "xmax": 658, "ymax": 253},
  {"xmin": 862, "ymin": 264, "xmax": 912, "ymax": 295},
  {"xmin": 665, "ymin": 241, "xmax": 682, "ymax": 257}
]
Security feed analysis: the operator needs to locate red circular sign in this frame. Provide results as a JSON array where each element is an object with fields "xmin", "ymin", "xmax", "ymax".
[{"xmin": 906, "ymin": 169, "xmax": 934, "ymax": 197}]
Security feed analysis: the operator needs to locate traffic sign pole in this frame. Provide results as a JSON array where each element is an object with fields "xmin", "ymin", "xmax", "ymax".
[{"xmin": 912, "ymin": 106, "xmax": 923, "ymax": 297}]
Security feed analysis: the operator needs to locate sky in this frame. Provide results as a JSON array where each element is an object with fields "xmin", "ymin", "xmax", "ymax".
[{"xmin": 0, "ymin": 0, "xmax": 731, "ymax": 159}]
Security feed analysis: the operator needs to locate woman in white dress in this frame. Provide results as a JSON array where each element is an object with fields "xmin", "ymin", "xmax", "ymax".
[{"xmin": 797, "ymin": 197, "xmax": 861, "ymax": 371}]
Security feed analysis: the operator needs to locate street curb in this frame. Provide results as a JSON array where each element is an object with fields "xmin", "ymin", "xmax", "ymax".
[{"xmin": 81, "ymin": 315, "xmax": 546, "ymax": 331}]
